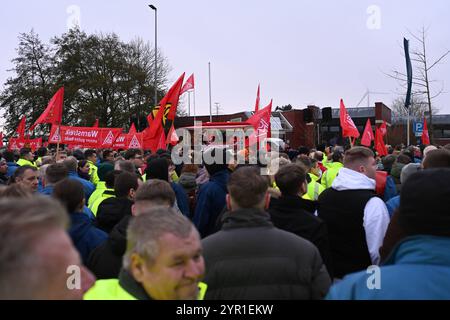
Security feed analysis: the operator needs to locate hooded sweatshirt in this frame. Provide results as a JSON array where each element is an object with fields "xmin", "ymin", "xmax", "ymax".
[{"xmin": 330, "ymin": 168, "xmax": 390, "ymax": 264}]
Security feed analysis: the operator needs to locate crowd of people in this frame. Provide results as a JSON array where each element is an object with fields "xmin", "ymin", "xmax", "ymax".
[{"xmin": 1, "ymin": 141, "xmax": 450, "ymax": 300}]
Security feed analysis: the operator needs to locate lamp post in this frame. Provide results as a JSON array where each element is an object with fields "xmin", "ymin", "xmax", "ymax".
[{"xmin": 149, "ymin": 4, "xmax": 158, "ymax": 107}]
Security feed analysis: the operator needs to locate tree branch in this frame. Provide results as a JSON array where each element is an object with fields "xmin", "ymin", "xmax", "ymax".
[{"xmin": 427, "ymin": 50, "xmax": 450, "ymax": 71}]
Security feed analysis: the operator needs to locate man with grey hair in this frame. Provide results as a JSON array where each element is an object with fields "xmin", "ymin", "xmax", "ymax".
[
  {"xmin": 0, "ymin": 197, "xmax": 95, "ymax": 299},
  {"xmin": 87, "ymin": 179, "xmax": 177, "ymax": 279},
  {"xmin": 63, "ymin": 156, "xmax": 95, "ymax": 202},
  {"xmin": 84, "ymin": 206, "xmax": 206, "ymax": 300}
]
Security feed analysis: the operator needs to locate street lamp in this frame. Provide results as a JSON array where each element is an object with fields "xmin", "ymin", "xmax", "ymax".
[{"xmin": 149, "ymin": 4, "xmax": 158, "ymax": 107}]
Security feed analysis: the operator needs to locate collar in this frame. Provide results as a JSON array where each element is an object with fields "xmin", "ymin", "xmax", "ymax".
[{"xmin": 118, "ymin": 269, "xmax": 152, "ymax": 300}]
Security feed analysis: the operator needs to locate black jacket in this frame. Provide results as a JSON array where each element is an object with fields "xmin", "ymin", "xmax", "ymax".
[
  {"xmin": 269, "ymin": 195, "xmax": 334, "ymax": 278},
  {"xmin": 87, "ymin": 215, "xmax": 131, "ymax": 279},
  {"xmin": 96, "ymin": 198, "xmax": 133, "ymax": 234},
  {"xmin": 202, "ymin": 208, "xmax": 331, "ymax": 300}
]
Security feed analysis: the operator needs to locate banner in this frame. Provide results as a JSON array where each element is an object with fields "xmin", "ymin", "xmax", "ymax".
[
  {"xmin": 112, "ymin": 132, "xmax": 144, "ymax": 150},
  {"xmin": 48, "ymin": 125, "xmax": 122, "ymax": 148},
  {"xmin": 8, "ymin": 137, "xmax": 42, "ymax": 151}
]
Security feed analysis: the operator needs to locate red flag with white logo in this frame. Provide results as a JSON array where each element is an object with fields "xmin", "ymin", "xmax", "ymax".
[
  {"xmin": 361, "ymin": 119, "xmax": 374, "ymax": 147},
  {"xmin": 339, "ymin": 99, "xmax": 360, "ymax": 138}
]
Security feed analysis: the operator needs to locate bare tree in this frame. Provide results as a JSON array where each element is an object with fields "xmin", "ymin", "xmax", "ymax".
[
  {"xmin": 390, "ymin": 95, "xmax": 439, "ymax": 119},
  {"xmin": 386, "ymin": 26, "xmax": 450, "ymax": 142}
]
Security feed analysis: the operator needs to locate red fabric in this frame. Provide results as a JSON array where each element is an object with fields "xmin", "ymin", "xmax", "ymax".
[
  {"xmin": 30, "ymin": 87, "xmax": 64, "ymax": 131},
  {"xmin": 48, "ymin": 125, "xmax": 122, "ymax": 148},
  {"xmin": 144, "ymin": 73, "xmax": 185, "ymax": 151},
  {"xmin": 318, "ymin": 162, "xmax": 327, "ymax": 173},
  {"xmin": 379, "ymin": 121, "xmax": 387, "ymax": 136},
  {"xmin": 339, "ymin": 99, "xmax": 360, "ymax": 138},
  {"xmin": 165, "ymin": 125, "xmax": 179, "ymax": 146},
  {"xmin": 254, "ymin": 84, "xmax": 260, "ymax": 112},
  {"xmin": 129, "ymin": 123, "xmax": 137, "ymax": 134},
  {"xmin": 16, "ymin": 117, "xmax": 27, "ymax": 138},
  {"xmin": 247, "ymin": 99, "xmax": 272, "ymax": 139},
  {"xmin": 422, "ymin": 118, "xmax": 430, "ymax": 145},
  {"xmin": 8, "ymin": 137, "xmax": 42, "ymax": 151},
  {"xmin": 92, "ymin": 119, "xmax": 99, "ymax": 127},
  {"xmin": 375, "ymin": 127, "xmax": 388, "ymax": 156},
  {"xmin": 361, "ymin": 119, "xmax": 374, "ymax": 147},
  {"xmin": 180, "ymin": 73, "xmax": 194, "ymax": 95},
  {"xmin": 375, "ymin": 171, "xmax": 387, "ymax": 197},
  {"xmin": 0, "ymin": 132, "xmax": 3, "ymax": 147}
]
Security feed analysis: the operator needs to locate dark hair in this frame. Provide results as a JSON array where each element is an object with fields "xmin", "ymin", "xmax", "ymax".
[
  {"xmin": 11, "ymin": 165, "xmax": 37, "ymax": 183},
  {"xmin": 296, "ymin": 155, "xmax": 312, "ymax": 170},
  {"xmin": 227, "ymin": 167, "xmax": 269, "ymax": 208},
  {"xmin": 19, "ymin": 148, "xmax": 32, "ymax": 158},
  {"xmin": 36, "ymin": 147, "xmax": 48, "ymax": 157},
  {"xmin": 53, "ymin": 179, "xmax": 85, "ymax": 213},
  {"xmin": 114, "ymin": 172, "xmax": 139, "ymax": 198},
  {"xmin": 396, "ymin": 154, "xmax": 412, "ymax": 165},
  {"xmin": 105, "ymin": 170, "xmax": 122, "ymax": 189},
  {"xmin": 275, "ymin": 163, "xmax": 307, "ymax": 196},
  {"xmin": 135, "ymin": 179, "xmax": 175, "ymax": 206},
  {"xmin": 422, "ymin": 149, "xmax": 450, "ymax": 169},
  {"xmin": 84, "ymin": 149, "xmax": 97, "ymax": 160},
  {"xmin": 103, "ymin": 149, "xmax": 114, "ymax": 160},
  {"xmin": 332, "ymin": 151, "xmax": 344, "ymax": 163},
  {"xmin": 2, "ymin": 150, "xmax": 15, "ymax": 163},
  {"xmin": 45, "ymin": 163, "xmax": 68, "ymax": 184},
  {"xmin": 145, "ymin": 158, "xmax": 169, "ymax": 181},
  {"xmin": 124, "ymin": 149, "xmax": 142, "ymax": 160}
]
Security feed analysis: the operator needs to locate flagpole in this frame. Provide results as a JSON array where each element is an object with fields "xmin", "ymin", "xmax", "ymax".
[
  {"xmin": 188, "ymin": 91, "xmax": 191, "ymax": 117},
  {"xmin": 208, "ymin": 62, "xmax": 212, "ymax": 122},
  {"xmin": 406, "ymin": 106, "xmax": 410, "ymax": 146},
  {"xmin": 56, "ymin": 124, "xmax": 61, "ymax": 160},
  {"xmin": 192, "ymin": 88, "xmax": 196, "ymax": 124}
]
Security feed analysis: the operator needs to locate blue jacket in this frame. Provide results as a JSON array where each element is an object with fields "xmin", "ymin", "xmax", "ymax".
[
  {"xmin": 386, "ymin": 195, "xmax": 400, "ymax": 217},
  {"xmin": 6, "ymin": 162, "xmax": 19, "ymax": 178},
  {"xmin": 68, "ymin": 171, "xmax": 95, "ymax": 202},
  {"xmin": 69, "ymin": 212, "xmax": 108, "ymax": 264},
  {"xmin": 39, "ymin": 184, "xmax": 95, "ymax": 221},
  {"xmin": 326, "ymin": 236, "xmax": 450, "ymax": 300},
  {"xmin": 193, "ymin": 170, "xmax": 230, "ymax": 238},
  {"xmin": 171, "ymin": 182, "xmax": 190, "ymax": 217}
]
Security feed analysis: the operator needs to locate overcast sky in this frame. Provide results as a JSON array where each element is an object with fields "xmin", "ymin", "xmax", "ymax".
[{"xmin": 1, "ymin": 0, "xmax": 449, "ymax": 121}]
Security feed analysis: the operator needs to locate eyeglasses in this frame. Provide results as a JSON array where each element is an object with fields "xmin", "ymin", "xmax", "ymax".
[{"xmin": 0, "ymin": 162, "xmax": 7, "ymax": 166}]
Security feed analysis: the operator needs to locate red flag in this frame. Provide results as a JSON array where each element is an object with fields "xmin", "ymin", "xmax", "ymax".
[
  {"xmin": 165, "ymin": 125, "xmax": 179, "ymax": 146},
  {"xmin": 375, "ymin": 127, "xmax": 388, "ymax": 156},
  {"xmin": 129, "ymin": 123, "xmax": 137, "ymax": 134},
  {"xmin": 180, "ymin": 73, "xmax": 194, "ymax": 95},
  {"xmin": 339, "ymin": 99, "xmax": 360, "ymax": 138},
  {"xmin": 247, "ymin": 99, "xmax": 272, "ymax": 139},
  {"xmin": 361, "ymin": 119, "xmax": 374, "ymax": 147},
  {"xmin": 16, "ymin": 117, "xmax": 27, "ymax": 138},
  {"xmin": 379, "ymin": 120, "xmax": 387, "ymax": 136},
  {"xmin": 422, "ymin": 118, "xmax": 430, "ymax": 145},
  {"xmin": 30, "ymin": 87, "xmax": 64, "ymax": 131},
  {"xmin": 254, "ymin": 84, "xmax": 260, "ymax": 112},
  {"xmin": 92, "ymin": 119, "xmax": 99, "ymax": 127},
  {"xmin": 145, "ymin": 73, "xmax": 185, "ymax": 140}
]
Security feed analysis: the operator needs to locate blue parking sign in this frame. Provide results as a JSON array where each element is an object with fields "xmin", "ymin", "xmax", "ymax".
[{"xmin": 413, "ymin": 121, "xmax": 423, "ymax": 137}]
